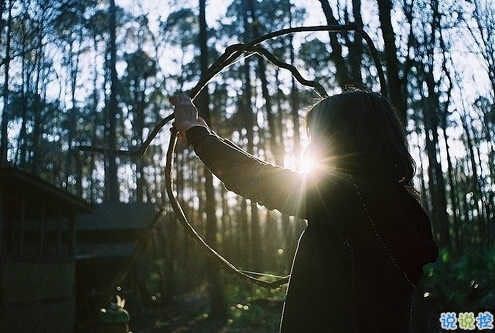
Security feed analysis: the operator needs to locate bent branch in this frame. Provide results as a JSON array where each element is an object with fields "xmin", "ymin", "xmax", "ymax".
[{"xmin": 78, "ymin": 24, "xmax": 386, "ymax": 288}]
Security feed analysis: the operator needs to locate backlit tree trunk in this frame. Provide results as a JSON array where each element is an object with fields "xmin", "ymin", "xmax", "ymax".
[{"xmin": 199, "ymin": 0, "xmax": 227, "ymax": 319}]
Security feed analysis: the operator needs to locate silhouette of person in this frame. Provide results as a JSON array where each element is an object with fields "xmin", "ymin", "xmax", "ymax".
[{"xmin": 170, "ymin": 90, "xmax": 438, "ymax": 332}]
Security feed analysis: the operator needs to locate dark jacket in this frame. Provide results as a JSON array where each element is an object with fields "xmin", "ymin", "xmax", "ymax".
[{"xmin": 186, "ymin": 126, "xmax": 438, "ymax": 333}]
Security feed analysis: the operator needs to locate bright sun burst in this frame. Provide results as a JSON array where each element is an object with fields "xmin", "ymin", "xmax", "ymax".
[{"xmin": 300, "ymin": 152, "xmax": 317, "ymax": 174}]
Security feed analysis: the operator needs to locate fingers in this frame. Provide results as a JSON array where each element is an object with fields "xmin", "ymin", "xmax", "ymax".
[
  {"xmin": 169, "ymin": 93, "xmax": 191, "ymax": 106},
  {"xmin": 170, "ymin": 92, "xmax": 200, "ymax": 136},
  {"xmin": 171, "ymin": 122, "xmax": 187, "ymax": 140}
]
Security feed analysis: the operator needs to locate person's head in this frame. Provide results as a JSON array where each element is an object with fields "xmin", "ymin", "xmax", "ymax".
[{"xmin": 305, "ymin": 89, "xmax": 415, "ymax": 185}]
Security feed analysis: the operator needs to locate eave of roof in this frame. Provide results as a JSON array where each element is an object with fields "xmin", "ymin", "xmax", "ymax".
[{"xmin": 0, "ymin": 166, "xmax": 94, "ymax": 215}]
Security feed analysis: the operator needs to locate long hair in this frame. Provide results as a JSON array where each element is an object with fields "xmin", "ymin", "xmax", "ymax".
[{"xmin": 305, "ymin": 90, "xmax": 416, "ymax": 186}]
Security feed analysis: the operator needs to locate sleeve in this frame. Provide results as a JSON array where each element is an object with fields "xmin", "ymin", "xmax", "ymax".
[{"xmin": 186, "ymin": 126, "xmax": 317, "ymax": 219}]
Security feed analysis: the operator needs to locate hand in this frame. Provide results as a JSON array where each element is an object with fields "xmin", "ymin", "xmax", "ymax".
[{"xmin": 169, "ymin": 93, "xmax": 209, "ymax": 138}]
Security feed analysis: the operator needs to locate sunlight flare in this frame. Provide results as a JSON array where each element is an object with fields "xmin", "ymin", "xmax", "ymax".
[{"xmin": 300, "ymin": 153, "xmax": 317, "ymax": 173}]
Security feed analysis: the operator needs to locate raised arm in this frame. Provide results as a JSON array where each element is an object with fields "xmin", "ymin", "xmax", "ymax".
[
  {"xmin": 186, "ymin": 125, "xmax": 313, "ymax": 218},
  {"xmin": 170, "ymin": 93, "xmax": 315, "ymax": 218}
]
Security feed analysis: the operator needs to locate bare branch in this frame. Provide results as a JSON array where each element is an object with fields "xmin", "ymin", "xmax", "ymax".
[
  {"xmin": 165, "ymin": 128, "xmax": 289, "ymax": 288},
  {"xmin": 243, "ymin": 44, "xmax": 328, "ymax": 98},
  {"xmin": 78, "ymin": 24, "xmax": 386, "ymax": 288}
]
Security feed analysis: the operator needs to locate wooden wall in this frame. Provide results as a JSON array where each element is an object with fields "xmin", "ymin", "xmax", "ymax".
[{"xmin": 1, "ymin": 260, "xmax": 75, "ymax": 332}]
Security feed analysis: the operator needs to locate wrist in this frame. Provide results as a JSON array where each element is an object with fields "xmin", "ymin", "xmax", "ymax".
[
  {"xmin": 186, "ymin": 126, "xmax": 211, "ymax": 147},
  {"xmin": 175, "ymin": 120, "xmax": 197, "ymax": 133}
]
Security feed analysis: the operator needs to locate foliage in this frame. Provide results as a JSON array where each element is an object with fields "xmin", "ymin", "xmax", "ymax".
[
  {"xmin": 222, "ymin": 282, "xmax": 286, "ymax": 331},
  {"xmin": 423, "ymin": 247, "xmax": 495, "ymax": 312}
]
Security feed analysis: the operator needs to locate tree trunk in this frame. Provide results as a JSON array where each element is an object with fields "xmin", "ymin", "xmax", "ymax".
[
  {"xmin": 106, "ymin": 0, "xmax": 119, "ymax": 202},
  {"xmin": 422, "ymin": 87, "xmax": 449, "ymax": 249},
  {"xmin": 440, "ymin": 110, "xmax": 461, "ymax": 253},
  {"xmin": 239, "ymin": 198, "xmax": 249, "ymax": 265},
  {"xmin": 461, "ymin": 114, "xmax": 487, "ymax": 248},
  {"xmin": 349, "ymin": 0, "xmax": 363, "ymax": 85},
  {"xmin": 0, "ymin": 0, "xmax": 12, "ymax": 165},
  {"xmin": 15, "ymin": 31, "xmax": 30, "ymax": 167},
  {"xmin": 135, "ymin": 87, "xmax": 146, "ymax": 202},
  {"xmin": 30, "ymin": 49, "xmax": 43, "ymax": 173},
  {"xmin": 411, "ymin": 0, "xmax": 449, "ymax": 249},
  {"xmin": 198, "ymin": 0, "xmax": 226, "ymax": 319},
  {"xmin": 318, "ymin": 0, "xmax": 350, "ymax": 85},
  {"xmin": 377, "ymin": 0, "xmax": 406, "ymax": 122},
  {"xmin": 66, "ymin": 36, "xmax": 80, "ymax": 194},
  {"xmin": 30, "ymin": 8, "xmax": 49, "ymax": 174}
]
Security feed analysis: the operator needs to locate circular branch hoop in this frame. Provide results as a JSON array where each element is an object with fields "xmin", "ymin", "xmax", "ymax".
[{"xmin": 79, "ymin": 24, "xmax": 387, "ymax": 288}]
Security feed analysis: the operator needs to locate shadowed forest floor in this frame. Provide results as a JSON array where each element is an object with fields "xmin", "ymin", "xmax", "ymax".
[{"xmin": 131, "ymin": 290, "xmax": 284, "ymax": 333}]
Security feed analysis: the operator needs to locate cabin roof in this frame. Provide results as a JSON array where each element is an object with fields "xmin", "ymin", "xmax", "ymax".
[
  {"xmin": 0, "ymin": 166, "xmax": 94, "ymax": 219},
  {"xmin": 76, "ymin": 202, "xmax": 156, "ymax": 231}
]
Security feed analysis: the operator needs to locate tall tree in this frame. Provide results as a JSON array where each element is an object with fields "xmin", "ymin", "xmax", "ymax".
[
  {"xmin": 106, "ymin": 0, "xmax": 119, "ymax": 201},
  {"xmin": 467, "ymin": 0, "xmax": 495, "ymax": 96},
  {"xmin": 52, "ymin": 0, "xmax": 89, "ymax": 195},
  {"xmin": 198, "ymin": 0, "xmax": 227, "ymax": 319},
  {"xmin": 120, "ymin": 48, "xmax": 157, "ymax": 202},
  {"xmin": 404, "ymin": 0, "xmax": 450, "ymax": 248},
  {"xmin": 246, "ymin": 0, "xmax": 265, "ymax": 273},
  {"xmin": 0, "ymin": 0, "xmax": 13, "ymax": 165},
  {"xmin": 377, "ymin": 0, "xmax": 406, "ymax": 121},
  {"xmin": 318, "ymin": 0, "xmax": 351, "ymax": 85},
  {"xmin": 467, "ymin": 1, "xmax": 495, "ymax": 243}
]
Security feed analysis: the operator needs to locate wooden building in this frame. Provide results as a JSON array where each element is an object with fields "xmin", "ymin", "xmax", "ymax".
[
  {"xmin": 75, "ymin": 202, "xmax": 156, "ymax": 326},
  {"xmin": 0, "ymin": 166, "xmax": 93, "ymax": 333}
]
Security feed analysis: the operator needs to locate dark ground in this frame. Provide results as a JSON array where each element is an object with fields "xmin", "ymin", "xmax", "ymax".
[{"xmin": 130, "ymin": 291, "xmax": 284, "ymax": 333}]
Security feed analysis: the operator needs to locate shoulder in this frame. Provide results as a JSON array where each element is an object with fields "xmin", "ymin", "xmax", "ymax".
[
  {"xmin": 305, "ymin": 173, "xmax": 357, "ymax": 214},
  {"xmin": 319, "ymin": 173, "xmax": 356, "ymax": 200}
]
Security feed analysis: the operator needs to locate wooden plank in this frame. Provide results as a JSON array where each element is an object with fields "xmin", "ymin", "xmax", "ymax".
[
  {"xmin": 40, "ymin": 198, "xmax": 45, "ymax": 257},
  {"xmin": 19, "ymin": 192, "xmax": 25, "ymax": 255},
  {"xmin": 2, "ymin": 261, "xmax": 74, "ymax": 303},
  {"xmin": 1, "ymin": 297, "xmax": 74, "ymax": 333}
]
